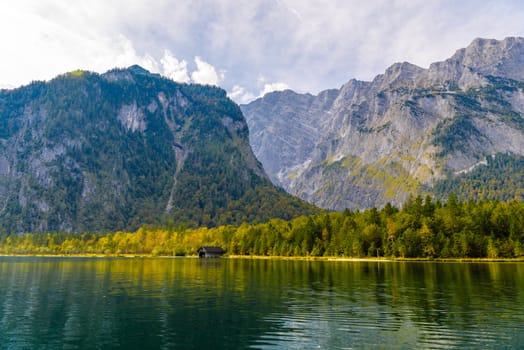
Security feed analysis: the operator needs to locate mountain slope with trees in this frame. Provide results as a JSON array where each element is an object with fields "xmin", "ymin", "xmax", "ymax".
[
  {"xmin": 0, "ymin": 66, "xmax": 317, "ymax": 233},
  {"xmin": 434, "ymin": 153, "xmax": 524, "ymax": 202}
]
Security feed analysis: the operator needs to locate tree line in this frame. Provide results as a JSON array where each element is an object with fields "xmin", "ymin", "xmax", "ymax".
[{"xmin": 1, "ymin": 195, "xmax": 523, "ymax": 259}]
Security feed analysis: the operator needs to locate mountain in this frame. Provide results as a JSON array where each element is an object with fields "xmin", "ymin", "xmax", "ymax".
[
  {"xmin": 241, "ymin": 37, "xmax": 524, "ymax": 210},
  {"xmin": 0, "ymin": 66, "xmax": 317, "ymax": 233}
]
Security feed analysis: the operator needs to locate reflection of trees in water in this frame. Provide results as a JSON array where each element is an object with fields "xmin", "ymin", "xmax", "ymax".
[{"xmin": 0, "ymin": 258, "xmax": 522, "ymax": 349}]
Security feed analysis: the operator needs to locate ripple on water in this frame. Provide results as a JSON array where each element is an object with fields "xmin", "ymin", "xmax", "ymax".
[
  {"xmin": 250, "ymin": 286, "xmax": 524, "ymax": 350},
  {"xmin": 1, "ymin": 259, "xmax": 523, "ymax": 350}
]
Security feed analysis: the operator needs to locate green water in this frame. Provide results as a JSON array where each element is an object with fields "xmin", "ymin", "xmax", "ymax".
[{"xmin": 0, "ymin": 257, "xmax": 522, "ymax": 349}]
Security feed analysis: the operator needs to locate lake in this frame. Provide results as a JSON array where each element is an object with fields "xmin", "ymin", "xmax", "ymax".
[{"xmin": 0, "ymin": 257, "xmax": 522, "ymax": 349}]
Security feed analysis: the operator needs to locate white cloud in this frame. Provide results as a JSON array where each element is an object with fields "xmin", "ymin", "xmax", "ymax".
[
  {"xmin": 259, "ymin": 82, "xmax": 290, "ymax": 97},
  {"xmin": 228, "ymin": 85, "xmax": 256, "ymax": 104},
  {"xmin": 191, "ymin": 56, "xmax": 225, "ymax": 86},
  {"xmin": 0, "ymin": 2, "xmax": 164, "ymax": 87},
  {"xmin": 108, "ymin": 35, "xmax": 160, "ymax": 73},
  {"xmin": 228, "ymin": 81, "xmax": 291, "ymax": 104},
  {"xmin": 160, "ymin": 50, "xmax": 190, "ymax": 83},
  {"xmin": 1, "ymin": 0, "xmax": 524, "ymax": 96}
]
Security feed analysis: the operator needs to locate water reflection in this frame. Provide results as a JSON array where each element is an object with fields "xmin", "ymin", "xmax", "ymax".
[
  {"xmin": 254, "ymin": 261, "xmax": 524, "ymax": 349},
  {"xmin": 0, "ymin": 258, "xmax": 522, "ymax": 349}
]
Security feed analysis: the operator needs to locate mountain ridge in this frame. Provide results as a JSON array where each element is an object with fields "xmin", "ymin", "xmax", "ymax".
[
  {"xmin": 241, "ymin": 36, "xmax": 524, "ymax": 210},
  {"xmin": 0, "ymin": 66, "xmax": 317, "ymax": 233}
]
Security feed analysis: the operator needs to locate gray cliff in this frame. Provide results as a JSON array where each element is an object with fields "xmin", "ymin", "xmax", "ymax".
[{"xmin": 241, "ymin": 37, "xmax": 524, "ymax": 210}]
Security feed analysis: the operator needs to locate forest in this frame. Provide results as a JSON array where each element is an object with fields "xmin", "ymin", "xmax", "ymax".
[
  {"xmin": 0, "ymin": 195, "xmax": 523, "ymax": 259},
  {"xmin": 433, "ymin": 153, "xmax": 524, "ymax": 203}
]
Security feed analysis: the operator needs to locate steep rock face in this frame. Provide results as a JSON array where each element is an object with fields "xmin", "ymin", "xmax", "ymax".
[
  {"xmin": 242, "ymin": 37, "xmax": 524, "ymax": 210},
  {"xmin": 241, "ymin": 89, "xmax": 338, "ymax": 186},
  {"xmin": 0, "ymin": 67, "xmax": 316, "ymax": 233}
]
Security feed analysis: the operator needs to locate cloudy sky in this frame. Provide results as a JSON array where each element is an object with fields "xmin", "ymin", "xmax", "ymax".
[{"xmin": 1, "ymin": 0, "xmax": 524, "ymax": 103}]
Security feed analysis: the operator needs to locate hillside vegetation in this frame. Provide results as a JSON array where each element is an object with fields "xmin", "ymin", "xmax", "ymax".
[
  {"xmin": 2, "ymin": 196, "xmax": 522, "ymax": 259},
  {"xmin": 0, "ymin": 67, "xmax": 317, "ymax": 233},
  {"xmin": 434, "ymin": 153, "xmax": 524, "ymax": 202}
]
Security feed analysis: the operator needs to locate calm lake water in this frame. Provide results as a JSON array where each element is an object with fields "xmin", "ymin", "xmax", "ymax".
[{"xmin": 0, "ymin": 257, "xmax": 523, "ymax": 349}]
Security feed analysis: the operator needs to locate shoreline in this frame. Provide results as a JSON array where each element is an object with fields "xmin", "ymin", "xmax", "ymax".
[
  {"xmin": 1, "ymin": 253, "xmax": 523, "ymax": 262},
  {"xmin": 226, "ymin": 255, "xmax": 524, "ymax": 262}
]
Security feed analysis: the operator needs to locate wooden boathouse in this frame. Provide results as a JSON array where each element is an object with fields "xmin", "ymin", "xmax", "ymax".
[{"xmin": 197, "ymin": 246, "xmax": 226, "ymax": 258}]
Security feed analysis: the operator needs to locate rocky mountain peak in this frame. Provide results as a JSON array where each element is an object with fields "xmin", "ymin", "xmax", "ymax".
[
  {"xmin": 242, "ymin": 37, "xmax": 524, "ymax": 211},
  {"xmin": 426, "ymin": 36, "xmax": 524, "ymax": 89},
  {"xmin": 127, "ymin": 64, "xmax": 151, "ymax": 75},
  {"xmin": 459, "ymin": 37, "xmax": 524, "ymax": 76},
  {"xmin": 102, "ymin": 65, "xmax": 160, "ymax": 83},
  {"xmin": 374, "ymin": 61, "xmax": 425, "ymax": 90}
]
